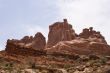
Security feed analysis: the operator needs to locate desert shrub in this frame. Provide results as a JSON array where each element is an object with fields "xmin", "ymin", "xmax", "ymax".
[
  {"xmin": 16, "ymin": 70, "xmax": 22, "ymax": 73},
  {"xmin": 4, "ymin": 62, "xmax": 14, "ymax": 73},
  {"xmin": 25, "ymin": 56, "xmax": 37, "ymax": 69},
  {"xmin": 99, "ymin": 57, "xmax": 108, "ymax": 65},
  {"xmin": 86, "ymin": 60, "xmax": 98, "ymax": 67},
  {"xmin": 89, "ymin": 54, "xmax": 100, "ymax": 60},
  {"xmin": 41, "ymin": 70, "xmax": 48, "ymax": 73},
  {"xmin": 63, "ymin": 64, "xmax": 72, "ymax": 69},
  {"xmin": 30, "ymin": 62, "xmax": 36, "ymax": 69}
]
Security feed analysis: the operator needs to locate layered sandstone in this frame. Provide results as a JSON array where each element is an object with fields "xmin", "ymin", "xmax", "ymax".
[
  {"xmin": 47, "ymin": 19, "xmax": 76, "ymax": 48},
  {"xmin": 46, "ymin": 38, "xmax": 110, "ymax": 55},
  {"xmin": 5, "ymin": 32, "xmax": 46, "ymax": 56},
  {"xmin": 79, "ymin": 27, "xmax": 107, "ymax": 44},
  {"xmin": 46, "ymin": 19, "xmax": 110, "ymax": 55}
]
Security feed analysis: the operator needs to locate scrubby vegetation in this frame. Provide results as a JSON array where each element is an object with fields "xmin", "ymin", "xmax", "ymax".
[{"xmin": 0, "ymin": 55, "xmax": 110, "ymax": 73}]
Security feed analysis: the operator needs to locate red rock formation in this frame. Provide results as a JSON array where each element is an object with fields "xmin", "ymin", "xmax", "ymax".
[
  {"xmin": 46, "ymin": 39, "xmax": 91, "ymax": 55},
  {"xmin": 46, "ymin": 20, "xmax": 110, "ymax": 55},
  {"xmin": 4, "ymin": 19, "xmax": 110, "ymax": 56},
  {"xmin": 46, "ymin": 38, "xmax": 110, "ymax": 55},
  {"xmin": 21, "ymin": 36, "xmax": 33, "ymax": 44},
  {"xmin": 89, "ymin": 42, "xmax": 110, "ymax": 55},
  {"xmin": 79, "ymin": 27, "xmax": 107, "ymax": 44},
  {"xmin": 5, "ymin": 32, "xmax": 46, "ymax": 56},
  {"xmin": 47, "ymin": 19, "xmax": 76, "ymax": 48},
  {"xmin": 28, "ymin": 32, "xmax": 46, "ymax": 50}
]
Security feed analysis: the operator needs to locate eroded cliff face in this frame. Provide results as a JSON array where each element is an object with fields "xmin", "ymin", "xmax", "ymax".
[
  {"xmin": 5, "ymin": 19, "xmax": 110, "ymax": 56},
  {"xmin": 46, "ymin": 19, "xmax": 110, "ymax": 55},
  {"xmin": 79, "ymin": 27, "xmax": 107, "ymax": 44},
  {"xmin": 5, "ymin": 32, "xmax": 46, "ymax": 56},
  {"xmin": 46, "ymin": 19, "xmax": 76, "ymax": 48}
]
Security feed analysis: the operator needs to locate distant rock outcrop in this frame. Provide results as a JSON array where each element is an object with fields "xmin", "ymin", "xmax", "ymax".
[
  {"xmin": 47, "ymin": 19, "xmax": 76, "ymax": 48},
  {"xmin": 79, "ymin": 27, "xmax": 107, "ymax": 44},
  {"xmin": 5, "ymin": 32, "xmax": 46, "ymax": 56}
]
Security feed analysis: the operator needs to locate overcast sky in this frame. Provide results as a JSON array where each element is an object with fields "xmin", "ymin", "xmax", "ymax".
[{"xmin": 0, "ymin": 0, "xmax": 110, "ymax": 50}]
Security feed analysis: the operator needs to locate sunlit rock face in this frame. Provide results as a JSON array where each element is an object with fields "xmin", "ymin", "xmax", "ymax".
[
  {"xmin": 46, "ymin": 19, "xmax": 76, "ymax": 48},
  {"xmin": 46, "ymin": 38, "xmax": 110, "ymax": 55}
]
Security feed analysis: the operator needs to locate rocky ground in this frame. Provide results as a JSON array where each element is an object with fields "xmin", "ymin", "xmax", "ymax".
[{"xmin": 0, "ymin": 52, "xmax": 110, "ymax": 73}]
